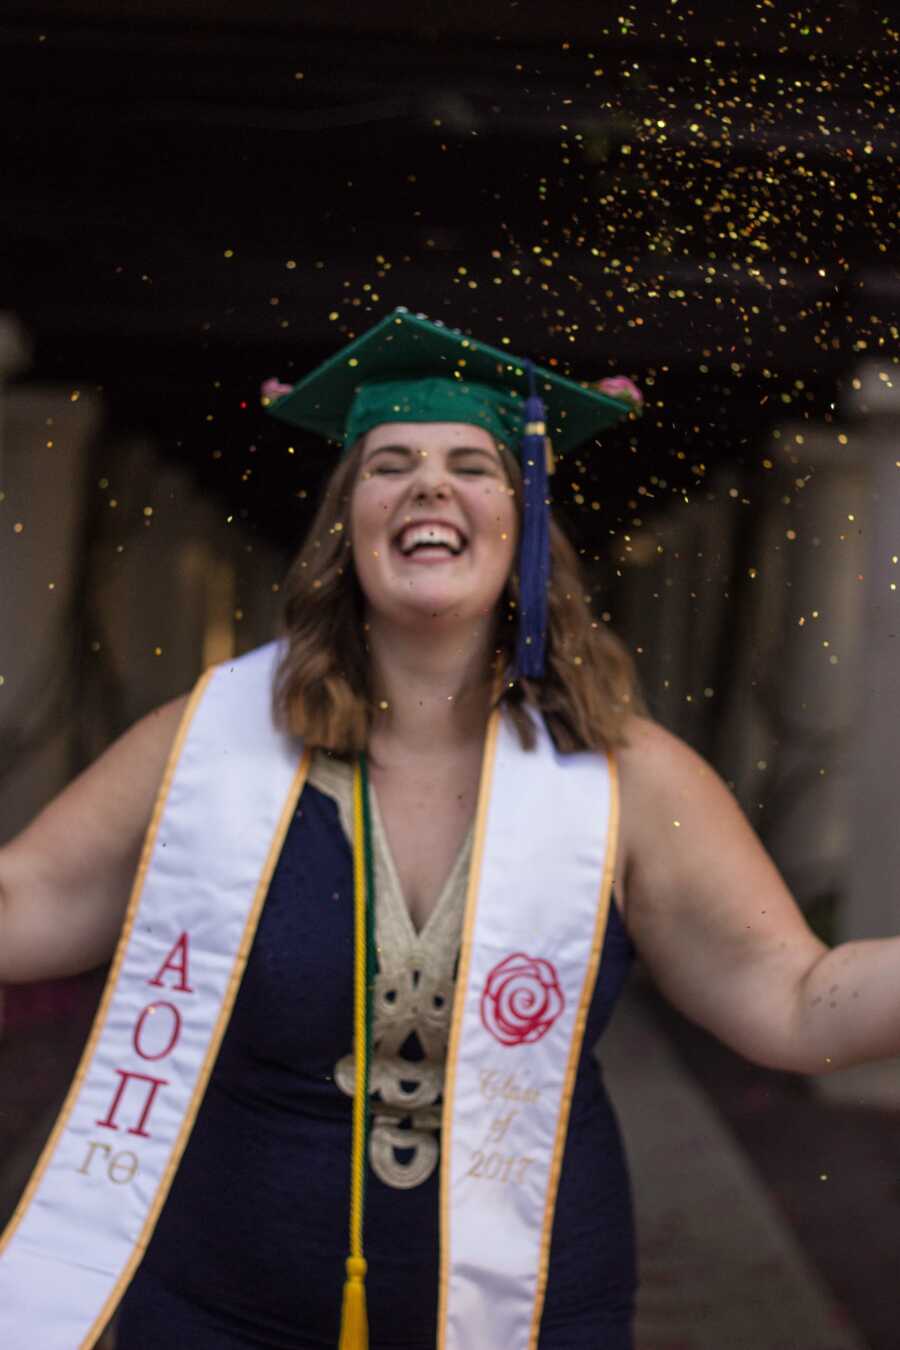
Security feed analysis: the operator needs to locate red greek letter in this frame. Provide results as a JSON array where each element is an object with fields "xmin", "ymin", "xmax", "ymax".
[
  {"xmin": 95, "ymin": 1069, "xmax": 169, "ymax": 1138},
  {"xmin": 132, "ymin": 1001, "xmax": 182, "ymax": 1062},
  {"xmin": 148, "ymin": 931, "xmax": 194, "ymax": 993}
]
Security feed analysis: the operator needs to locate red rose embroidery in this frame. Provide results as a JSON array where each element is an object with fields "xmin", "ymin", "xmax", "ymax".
[{"xmin": 480, "ymin": 953, "xmax": 565, "ymax": 1047}]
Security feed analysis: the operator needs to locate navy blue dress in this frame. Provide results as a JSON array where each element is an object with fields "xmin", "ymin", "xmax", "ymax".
[{"xmin": 116, "ymin": 782, "xmax": 637, "ymax": 1349}]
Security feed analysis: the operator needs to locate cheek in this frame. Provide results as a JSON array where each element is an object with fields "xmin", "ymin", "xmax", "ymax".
[
  {"xmin": 350, "ymin": 532, "xmax": 384, "ymax": 607},
  {"xmin": 478, "ymin": 487, "xmax": 518, "ymax": 558},
  {"xmin": 351, "ymin": 482, "xmax": 394, "ymax": 546}
]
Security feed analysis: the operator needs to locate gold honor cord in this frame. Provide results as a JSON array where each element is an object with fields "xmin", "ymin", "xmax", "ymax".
[{"xmin": 339, "ymin": 757, "xmax": 376, "ymax": 1350}]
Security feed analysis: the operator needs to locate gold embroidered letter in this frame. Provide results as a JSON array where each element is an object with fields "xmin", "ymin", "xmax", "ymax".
[
  {"xmin": 76, "ymin": 1140, "xmax": 111, "ymax": 1176},
  {"xmin": 107, "ymin": 1150, "xmax": 139, "ymax": 1185}
]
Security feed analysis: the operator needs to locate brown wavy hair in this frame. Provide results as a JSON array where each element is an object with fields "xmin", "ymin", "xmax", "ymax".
[{"xmin": 273, "ymin": 438, "xmax": 645, "ymax": 756}]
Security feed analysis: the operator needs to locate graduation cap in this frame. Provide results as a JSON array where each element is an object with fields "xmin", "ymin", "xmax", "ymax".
[{"xmin": 264, "ymin": 307, "xmax": 639, "ymax": 679}]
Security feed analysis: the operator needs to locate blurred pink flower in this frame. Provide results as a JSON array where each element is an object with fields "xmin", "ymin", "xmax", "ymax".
[
  {"xmin": 261, "ymin": 377, "xmax": 293, "ymax": 402},
  {"xmin": 596, "ymin": 375, "xmax": 644, "ymax": 410}
]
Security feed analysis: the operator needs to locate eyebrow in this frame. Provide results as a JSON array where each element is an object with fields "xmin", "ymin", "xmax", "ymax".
[{"xmin": 363, "ymin": 443, "xmax": 499, "ymax": 464}]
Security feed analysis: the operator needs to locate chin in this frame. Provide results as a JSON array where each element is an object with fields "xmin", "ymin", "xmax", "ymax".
[
  {"xmin": 401, "ymin": 600, "xmax": 477, "ymax": 626},
  {"xmin": 381, "ymin": 591, "xmax": 496, "ymax": 628}
]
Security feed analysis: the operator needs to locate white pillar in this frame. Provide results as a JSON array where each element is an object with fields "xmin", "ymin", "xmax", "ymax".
[
  {"xmin": 839, "ymin": 360, "xmax": 900, "ymax": 942},
  {"xmin": 740, "ymin": 423, "xmax": 865, "ymax": 908},
  {"xmin": 0, "ymin": 382, "xmax": 102, "ymax": 842},
  {"xmin": 0, "ymin": 313, "xmax": 32, "ymax": 487}
]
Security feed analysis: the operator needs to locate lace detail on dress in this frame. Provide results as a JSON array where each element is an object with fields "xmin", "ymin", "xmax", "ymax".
[{"xmin": 307, "ymin": 751, "xmax": 471, "ymax": 1189}]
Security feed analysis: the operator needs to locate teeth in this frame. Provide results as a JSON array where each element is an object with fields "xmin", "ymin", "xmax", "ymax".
[{"xmin": 397, "ymin": 523, "xmax": 464, "ymax": 555}]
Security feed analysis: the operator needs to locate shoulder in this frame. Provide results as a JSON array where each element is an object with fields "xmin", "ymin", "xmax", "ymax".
[
  {"xmin": 0, "ymin": 691, "xmax": 194, "ymax": 983},
  {"xmin": 615, "ymin": 713, "xmax": 712, "ymax": 797},
  {"xmin": 117, "ymin": 694, "xmax": 192, "ymax": 773},
  {"xmin": 44, "ymin": 693, "xmax": 191, "ymax": 836},
  {"xmin": 613, "ymin": 714, "xmax": 735, "ymax": 865},
  {"xmin": 65, "ymin": 693, "xmax": 192, "ymax": 831}
]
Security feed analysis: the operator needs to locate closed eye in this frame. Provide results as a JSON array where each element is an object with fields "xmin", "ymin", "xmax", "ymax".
[{"xmin": 362, "ymin": 445, "xmax": 501, "ymax": 478}]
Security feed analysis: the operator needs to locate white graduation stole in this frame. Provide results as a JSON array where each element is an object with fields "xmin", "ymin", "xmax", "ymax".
[
  {"xmin": 439, "ymin": 707, "xmax": 617, "ymax": 1350},
  {"xmin": 0, "ymin": 645, "xmax": 309, "ymax": 1349},
  {"xmin": 0, "ymin": 643, "xmax": 617, "ymax": 1350}
]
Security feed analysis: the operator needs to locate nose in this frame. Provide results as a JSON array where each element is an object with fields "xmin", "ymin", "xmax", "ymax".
[
  {"xmin": 411, "ymin": 456, "xmax": 450, "ymax": 502},
  {"xmin": 413, "ymin": 481, "xmax": 448, "ymax": 502}
]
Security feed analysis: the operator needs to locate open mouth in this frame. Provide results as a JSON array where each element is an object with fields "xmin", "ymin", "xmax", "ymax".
[{"xmin": 393, "ymin": 522, "xmax": 467, "ymax": 558}]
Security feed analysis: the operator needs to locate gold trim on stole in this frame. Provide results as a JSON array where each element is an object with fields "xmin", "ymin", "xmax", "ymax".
[
  {"xmin": 0, "ymin": 667, "xmax": 310, "ymax": 1350},
  {"xmin": 436, "ymin": 706, "xmax": 501, "ymax": 1346},
  {"xmin": 527, "ymin": 751, "xmax": 619, "ymax": 1348},
  {"xmin": 435, "ymin": 726, "xmax": 620, "ymax": 1350}
]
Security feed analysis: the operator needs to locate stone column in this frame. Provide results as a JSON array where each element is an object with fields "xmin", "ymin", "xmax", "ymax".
[
  {"xmin": 0, "ymin": 314, "xmax": 30, "ymax": 1041},
  {"xmin": 815, "ymin": 361, "xmax": 900, "ymax": 1108},
  {"xmin": 0, "ymin": 313, "xmax": 32, "ymax": 483},
  {"xmin": 838, "ymin": 360, "xmax": 900, "ymax": 943},
  {"xmin": 0, "ymin": 378, "xmax": 102, "ymax": 842},
  {"xmin": 735, "ymin": 422, "xmax": 865, "ymax": 911},
  {"xmin": 0, "ymin": 317, "xmax": 106, "ymax": 844}
]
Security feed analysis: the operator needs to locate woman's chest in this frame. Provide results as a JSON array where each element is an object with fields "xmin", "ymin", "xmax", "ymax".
[
  {"xmin": 368, "ymin": 754, "xmax": 482, "ymax": 933},
  {"xmin": 228, "ymin": 782, "xmax": 635, "ymax": 1086}
]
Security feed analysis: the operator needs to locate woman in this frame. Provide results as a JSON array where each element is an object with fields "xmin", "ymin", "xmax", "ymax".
[{"xmin": 1, "ymin": 310, "xmax": 898, "ymax": 1350}]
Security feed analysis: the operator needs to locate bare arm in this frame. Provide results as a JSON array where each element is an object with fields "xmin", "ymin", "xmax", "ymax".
[
  {"xmin": 619, "ymin": 716, "xmax": 852, "ymax": 1074},
  {"xmin": 622, "ymin": 718, "xmax": 900, "ymax": 1073},
  {"xmin": 0, "ymin": 695, "xmax": 188, "ymax": 984}
]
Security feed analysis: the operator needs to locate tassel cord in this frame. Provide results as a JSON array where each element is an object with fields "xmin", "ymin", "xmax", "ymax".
[
  {"xmin": 339, "ymin": 758, "xmax": 376, "ymax": 1350},
  {"xmin": 515, "ymin": 360, "xmax": 551, "ymax": 680}
]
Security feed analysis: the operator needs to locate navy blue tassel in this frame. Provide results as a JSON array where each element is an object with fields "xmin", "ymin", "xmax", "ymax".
[{"xmin": 514, "ymin": 361, "xmax": 550, "ymax": 680}]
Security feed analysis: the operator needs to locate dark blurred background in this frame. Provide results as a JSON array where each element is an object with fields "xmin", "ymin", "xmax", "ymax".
[{"xmin": 0, "ymin": 2, "xmax": 897, "ymax": 1347}]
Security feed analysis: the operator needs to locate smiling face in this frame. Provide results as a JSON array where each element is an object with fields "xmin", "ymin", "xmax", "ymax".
[{"xmin": 350, "ymin": 421, "xmax": 518, "ymax": 632}]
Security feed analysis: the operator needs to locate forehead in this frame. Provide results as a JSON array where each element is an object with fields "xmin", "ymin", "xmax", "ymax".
[{"xmin": 362, "ymin": 421, "xmax": 500, "ymax": 455}]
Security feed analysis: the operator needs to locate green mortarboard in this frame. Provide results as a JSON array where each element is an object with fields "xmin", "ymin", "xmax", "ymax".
[
  {"xmin": 264, "ymin": 308, "xmax": 637, "ymax": 678},
  {"xmin": 265, "ymin": 307, "xmax": 631, "ymax": 454}
]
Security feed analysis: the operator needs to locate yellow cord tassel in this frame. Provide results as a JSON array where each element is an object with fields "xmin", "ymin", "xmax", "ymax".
[
  {"xmin": 338, "ymin": 1254, "xmax": 369, "ymax": 1350},
  {"xmin": 340, "ymin": 764, "xmax": 371, "ymax": 1350}
]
